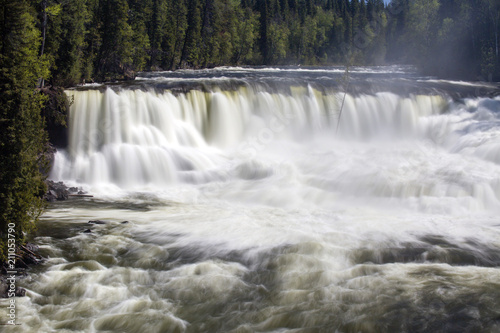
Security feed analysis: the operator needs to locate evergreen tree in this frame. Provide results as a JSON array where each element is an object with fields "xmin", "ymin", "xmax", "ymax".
[
  {"xmin": 82, "ymin": 0, "xmax": 101, "ymax": 81},
  {"xmin": 164, "ymin": 0, "xmax": 187, "ymax": 69},
  {"xmin": 128, "ymin": 0, "xmax": 152, "ymax": 72},
  {"xmin": 96, "ymin": 0, "xmax": 134, "ymax": 79},
  {"xmin": 257, "ymin": 0, "xmax": 270, "ymax": 63},
  {"xmin": 233, "ymin": 6, "xmax": 260, "ymax": 63},
  {"xmin": 44, "ymin": 0, "xmax": 88, "ymax": 86},
  {"xmin": 149, "ymin": 0, "xmax": 169, "ymax": 69},
  {"xmin": 3, "ymin": 0, "xmax": 500, "ymax": 101},
  {"xmin": 0, "ymin": 0, "xmax": 50, "ymax": 261},
  {"xmin": 180, "ymin": 0, "xmax": 202, "ymax": 67}
]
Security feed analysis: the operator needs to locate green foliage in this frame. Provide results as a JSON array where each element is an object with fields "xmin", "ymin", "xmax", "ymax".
[
  {"xmin": 164, "ymin": 0, "xmax": 187, "ymax": 69},
  {"xmin": 180, "ymin": 0, "xmax": 202, "ymax": 67},
  {"xmin": 95, "ymin": 0, "xmax": 135, "ymax": 80},
  {"xmin": 128, "ymin": 0, "xmax": 152, "ymax": 72},
  {"xmin": 267, "ymin": 20, "xmax": 289, "ymax": 63},
  {"xmin": 46, "ymin": 3, "xmax": 61, "ymax": 16},
  {"xmin": 44, "ymin": 0, "xmax": 88, "ymax": 86},
  {"xmin": 233, "ymin": 7, "xmax": 260, "ymax": 64},
  {"xmin": 5, "ymin": 0, "xmax": 497, "ymax": 83},
  {"xmin": 130, "ymin": 21, "xmax": 151, "ymax": 71},
  {"xmin": 406, "ymin": 0, "xmax": 440, "ymax": 66},
  {"xmin": 0, "ymin": 0, "xmax": 50, "ymax": 261}
]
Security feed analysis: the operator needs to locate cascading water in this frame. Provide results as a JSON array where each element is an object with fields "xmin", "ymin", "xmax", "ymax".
[
  {"xmin": 3, "ymin": 67, "xmax": 500, "ymax": 332},
  {"xmin": 53, "ymin": 83, "xmax": 500, "ymax": 209}
]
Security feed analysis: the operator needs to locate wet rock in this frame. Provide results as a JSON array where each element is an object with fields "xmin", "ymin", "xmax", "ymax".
[
  {"xmin": 88, "ymin": 220, "xmax": 107, "ymax": 225},
  {"xmin": 44, "ymin": 180, "xmax": 69, "ymax": 201},
  {"xmin": 69, "ymin": 187, "xmax": 78, "ymax": 193},
  {"xmin": 0, "ymin": 282, "xmax": 26, "ymax": 298},
  {"xmin": 39, "ymin": 144, "xmax": 57, "ymax": 177},
  {"xmin": 0, "ymin": 243, "xmax": 43, "ymax": 298},
  {"xmin": 45, "ymin": 192, "xmax": 57, "ymax": 202},
  {"xmin": 15, "ymin": 287, "xmax": 26, "ymax": 297},
  {"xmin": 83, "ymin": 229, "xmax": 92, "ymax": 233},
  {"xmin": 121, "ymin": 221, "xmax": 129, "ymax": 224}
]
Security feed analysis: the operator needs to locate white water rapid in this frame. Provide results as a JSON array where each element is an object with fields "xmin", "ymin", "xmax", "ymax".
[{"xmin": 2, "ymin": 67, "xmax": 500, "ymax": 332}]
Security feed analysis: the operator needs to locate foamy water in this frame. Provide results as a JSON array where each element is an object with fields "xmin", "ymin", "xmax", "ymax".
[{"xmin": 2, "ymin": 68, "xmax": 500, "ymax": 332}]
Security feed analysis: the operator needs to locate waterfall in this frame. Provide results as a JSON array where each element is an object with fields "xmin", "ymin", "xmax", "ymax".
[
  {"xmin": 52, "ymin": 86, "xmax": 450, "ymax": 185},
  {"xmin": 20, "ymin": 68, "xmax": 500, "ymax": 333},
  {"xmin": 49, "ymin": 81, "xmax": 500, "ymax": 211}
]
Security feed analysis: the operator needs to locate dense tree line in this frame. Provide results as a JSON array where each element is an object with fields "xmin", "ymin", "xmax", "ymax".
[
  {"xmin": 4, "ymin": 0, "xmax": 497, "ymax": 85},
  {"xmin": 29, "ymin": 0, "xmax": 500, "ymax": 84},
  {"xmin": 35, "ymin": 0, "xmax": 393, "ymax": 84}
]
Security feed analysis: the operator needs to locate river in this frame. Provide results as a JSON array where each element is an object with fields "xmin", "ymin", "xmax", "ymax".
[{"xmin": 2, "ymin": 66, "xmax": 500, "ymax": 332}]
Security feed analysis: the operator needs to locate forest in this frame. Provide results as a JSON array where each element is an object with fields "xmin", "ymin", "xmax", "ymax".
[
  {"xmin": 0, "ymin": 0, "xmax": 499, "ymax": 261},
  {"xmin": 7, "ymin": 0, "xmax": 500, "ymax": 85}
]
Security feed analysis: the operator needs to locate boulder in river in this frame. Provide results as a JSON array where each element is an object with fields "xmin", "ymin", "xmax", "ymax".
[
  {"xmin": 44, "ymin": 180, "xmax": 69, "ymax": 201},
  {"xmin": 44, "ymin": 180, "xmax": 90, "ymax": 201},
  {"xmin": 0, "ymin": 282, "xmax": 26, "ymax": 298},
  {"xmin": 88, "ymin": 220, "xmax": 107, "ymax": 225}
]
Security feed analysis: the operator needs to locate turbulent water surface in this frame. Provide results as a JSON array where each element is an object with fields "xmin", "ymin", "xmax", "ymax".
[{"xmin": 3, "ymin": 66, "xmax": 500, "ymax": 332}]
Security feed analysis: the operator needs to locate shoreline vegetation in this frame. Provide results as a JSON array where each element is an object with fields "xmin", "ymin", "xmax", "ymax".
[
  {"xmin": 0, "ymin": 0, "xmax": 499, "ymax": 294},
  {"xmin": 5, "ymin": 0, "xmax": 500, "ymax": 87}
]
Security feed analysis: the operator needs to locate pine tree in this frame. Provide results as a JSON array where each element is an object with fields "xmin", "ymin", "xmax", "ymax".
[
  {"xmin": 149, "ymin": 0, "xmax": 168, "ymax": 69},
  {"xmin": 233, "ymin": 6, "xmax": 261, "ymax": 63},
  {"xmin": 257, "ymin": 0, "xmax": 270, "ymax": 63},
  {"xmin": 96, "ymin": 0, "xmax": 134, "ymax": 79},
  {"xmin": 0, "ymin": 0, "xmax": 50, "ymax": 261},
  {"xmin": 180, "ymin": 0, "xmax": 202, "ymax": 67},
  {"xmin": 165, "ymin": 0, "xmax": 187, "ymax": 69},
  {"xmin": 44, "ymin": 0, "xmax": 88, "ymax": 86},
  {"xmin": 127, "ymin": 0, "xmax": 152, "ymax": 72},
  {"xmin": 82, "ymin": 0, "xmax": 101, "ymax": 81}
]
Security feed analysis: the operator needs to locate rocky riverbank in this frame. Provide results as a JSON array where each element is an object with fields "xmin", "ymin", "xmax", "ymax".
[
  {"xmin": 44, "ymin": 180, "xmax": 90, "ymax": 202},
  {"xmin": 0, "ymin": 180, "xmax": 93, "ymax": 298},
  {"xmin": 0, "ymin": 243, "xmax": 44, "ymax": 298}
]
